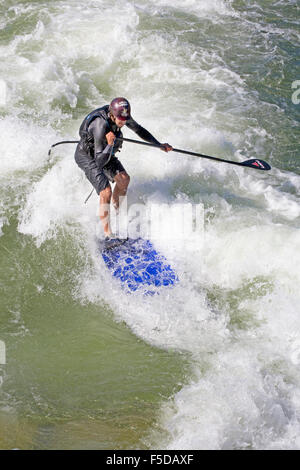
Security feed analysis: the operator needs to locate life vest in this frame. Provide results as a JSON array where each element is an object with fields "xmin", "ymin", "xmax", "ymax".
[{"xmin": 79, "ymin": 105, "xmax": 123, "ymax": 155}]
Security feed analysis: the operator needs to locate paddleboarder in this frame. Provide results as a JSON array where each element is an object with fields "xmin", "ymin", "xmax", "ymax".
[{"xmin": 75, "ymin": 97, "xmax": 173, "ymax": 241}]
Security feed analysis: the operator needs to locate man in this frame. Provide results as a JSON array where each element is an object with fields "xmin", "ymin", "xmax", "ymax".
[{"xmin": 75, "ymin": 97, "xmax": 172, "ymax": 242}]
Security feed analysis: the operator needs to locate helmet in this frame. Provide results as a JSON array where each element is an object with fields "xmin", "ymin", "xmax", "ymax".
[{"xmin": 109, "ymin": 97, "xmax": 131, "ymax": 121}]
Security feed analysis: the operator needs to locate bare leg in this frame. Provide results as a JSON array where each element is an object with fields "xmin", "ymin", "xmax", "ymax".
[
  {"xmin": 112, "ymin": 171, "xmax": 130, "ymax": 211},
  {"xmin": 99, "ymin": 185, "xmax": 113, "ymax": 237}
]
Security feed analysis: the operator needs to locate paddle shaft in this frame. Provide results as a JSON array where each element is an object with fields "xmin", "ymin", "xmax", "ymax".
[
  {"xmin": 117, "ymin": 137, "xmax": 269, "ymax": 169},
  {"xmin": 48, "ymin": 137, "xmax": 270, "ymax": 170}
]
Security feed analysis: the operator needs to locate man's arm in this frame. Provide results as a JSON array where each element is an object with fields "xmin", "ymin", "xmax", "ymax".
[
  {"xmin": 89, "ymin": 118, "xmax": 114, "ymax": 168},
  {"xmin": 126, "ymin": 118, "xmax": 172, "ymax": 152},
  {"xmin": 126, "ymin": 118, "xmax": 160, "ymax": 145}
]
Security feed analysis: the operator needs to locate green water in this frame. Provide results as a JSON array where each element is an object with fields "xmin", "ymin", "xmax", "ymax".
[
  {"xmin": 0, "ymin": 0, "xmax": 191, "ymax": 448},
  {"xmin": 1, "ymin": 0, "xmax": 300, "ymax": 451},
  {"xmin": 0, "ymin": 219, "xmax": 189, "ymax": 449}
]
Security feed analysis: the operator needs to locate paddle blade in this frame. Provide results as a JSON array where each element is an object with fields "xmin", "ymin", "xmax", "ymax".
[{"xmin": 241, "ymin": 159, "xmax": 271, "ymax": 171}]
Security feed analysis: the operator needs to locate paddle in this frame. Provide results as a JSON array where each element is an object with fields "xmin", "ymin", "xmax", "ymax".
[
  {"xmin": 48, "ymin": 137, "xmax": 271, "ymax": 171},
  {"xmin": 117, "ymin": 137, "xmax": 271, "ymax": 171},
  {"xmin": 48, "ymin": 140, "xmax": 79, "ymax": 156}
]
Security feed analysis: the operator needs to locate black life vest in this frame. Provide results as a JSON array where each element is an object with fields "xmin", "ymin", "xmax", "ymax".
[{"xmin": 79, "ymin": 105, "xmax": 123, "ymax": 155}]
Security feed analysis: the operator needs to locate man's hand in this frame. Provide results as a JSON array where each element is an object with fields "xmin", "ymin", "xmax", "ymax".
[
  {"xmin": 160, "ymin": 143, "xmax": 173, "ymax": 152},
  {"xmin": 106, "ymin": 131, "xmax": 116, "ymax": 146}
]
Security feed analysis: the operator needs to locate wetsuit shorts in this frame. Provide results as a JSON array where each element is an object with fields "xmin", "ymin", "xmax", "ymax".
[{"xmin": 75, "ymin": 143, "xmax": 126, "ymax": 194}]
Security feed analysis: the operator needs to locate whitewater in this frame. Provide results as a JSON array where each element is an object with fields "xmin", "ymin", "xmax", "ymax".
[{"xmin": 0, "ymin": 0, "xmax": 300, "ymax": 450}]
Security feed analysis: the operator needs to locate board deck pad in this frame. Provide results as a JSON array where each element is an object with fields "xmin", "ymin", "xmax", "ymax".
[{"xmin": 101, "ymin": 238, "xmax": 178, "ymax": 294}]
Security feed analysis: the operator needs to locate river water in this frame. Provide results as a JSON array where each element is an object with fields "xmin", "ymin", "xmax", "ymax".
[{"xmin": 0, "ymin": 0, "xmax": 300, "ymax": 449}]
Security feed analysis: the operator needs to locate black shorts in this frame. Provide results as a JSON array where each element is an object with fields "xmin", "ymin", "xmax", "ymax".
[{"xmin": 75, "ymin": 144, "xmax": 126, "ymax": 194}]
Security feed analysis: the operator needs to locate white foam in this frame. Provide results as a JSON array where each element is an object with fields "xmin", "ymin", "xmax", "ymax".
[
  {"xmin": 0, "ymin": 79, "xmax": 7, "ymax": 106},
  {"xmin": 18, "ymin": 151, "xmax": 96, "ymax": 246},
  {"xmin": 2, "ymin": 0, "xmax": 300, "ymax": 451},
  {"xmin": 0, "ymin": 116, "xmax": 58, "ymax": 176},
  {"xmin": 238, "ymin": 170, "xmax": 300, "ymax": 222},
  {"xmin": 0, "ymin": 216, "xmax": 8, "ymax": 237},
  {"xmin": 157, "ymin": 335, "xmax": 300, "ymax": 449},
  {"xmin": 144, "ymin": 0, "xmax": 237, "ymax": 17}
]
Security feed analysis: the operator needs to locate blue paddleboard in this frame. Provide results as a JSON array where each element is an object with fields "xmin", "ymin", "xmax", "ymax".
[{"xmin": 101, "ymin": 238, "xmax": 178, "ymax": 294}]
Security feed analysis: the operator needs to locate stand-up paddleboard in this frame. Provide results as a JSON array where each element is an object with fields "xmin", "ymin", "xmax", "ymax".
[{"xmin": 100, "ymin": 238, "xmax": 178, "ymax": 295}]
